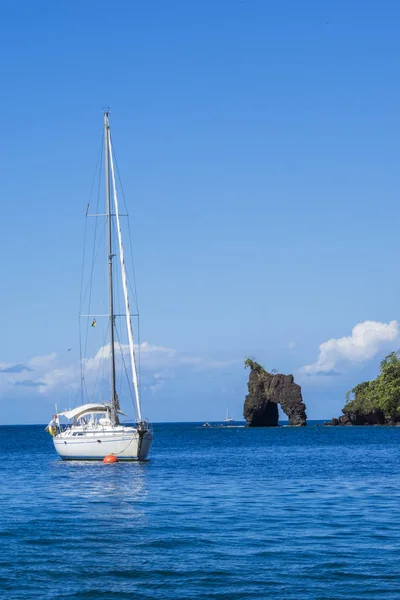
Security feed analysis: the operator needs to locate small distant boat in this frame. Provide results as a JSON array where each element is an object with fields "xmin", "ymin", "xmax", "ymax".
[
  {"xmin": 224, "ymin": 406, "xmax": 235, "ymax": 423},
  {"xmin": 202, "ymin": 422, "xmax": 211, "ymax": 427}
]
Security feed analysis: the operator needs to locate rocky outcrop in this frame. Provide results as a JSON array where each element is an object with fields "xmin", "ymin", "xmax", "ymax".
[
  {"xmin": 325, "ymin": 409, "xmax": 395, "ymax": 426},
  {"xmin": 243, "ymin": 360, "xmax": 307, "ymax": 427},
  {"xmin": 324, "ymin": 415, "xmax": 352, "ymax": 426}
]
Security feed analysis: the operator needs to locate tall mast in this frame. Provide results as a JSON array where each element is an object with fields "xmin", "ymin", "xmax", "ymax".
[{"xmin": 104, "ymin": 111, "xmax": 118, "ymax": 425}]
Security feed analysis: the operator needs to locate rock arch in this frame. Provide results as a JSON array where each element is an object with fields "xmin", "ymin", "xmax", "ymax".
[{"xmin": 243, "ymin": 360, "xmax": 307, "ymax": 426}]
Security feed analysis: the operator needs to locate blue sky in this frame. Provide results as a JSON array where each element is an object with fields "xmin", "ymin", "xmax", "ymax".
[{"xmin": 1, "ymin": 0, "xmax": 400, "ymax": 424}]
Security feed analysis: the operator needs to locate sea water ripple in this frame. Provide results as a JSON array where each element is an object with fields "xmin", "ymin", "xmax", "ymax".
[{"xmin": 1, "ymin": 423, "xmax": 400, "ymax": 599}]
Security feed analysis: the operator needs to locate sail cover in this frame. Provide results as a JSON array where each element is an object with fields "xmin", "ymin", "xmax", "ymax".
[{"xmin": 57, "ymin": 403, "xmax": 125, "ymax": 420}]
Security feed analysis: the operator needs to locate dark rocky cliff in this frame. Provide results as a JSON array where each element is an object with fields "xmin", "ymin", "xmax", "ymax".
[
  {"xmin": 325, "ymin": 410, "xmax": 387, "ymax": 426},
  {"xmin": 243, "ymin": 360, "xmax": 307, "ymax": 427},
  {"xmin": 325, "ymin": 409, "xmax": 400, "ymax": 426}
]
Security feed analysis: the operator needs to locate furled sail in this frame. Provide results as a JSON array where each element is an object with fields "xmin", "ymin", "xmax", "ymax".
[{"xmin": 108, "ymin": 136, "xmax": 142, "ymax": 422}]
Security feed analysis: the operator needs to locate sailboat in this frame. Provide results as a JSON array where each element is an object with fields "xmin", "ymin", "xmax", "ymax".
[
  {"xmin": 224, "ymin": 406, "xmax": 234, "ymax": 423},
  {"xmin": 48, "ymin": 112, "xmax": 153, "ymax": 460}
]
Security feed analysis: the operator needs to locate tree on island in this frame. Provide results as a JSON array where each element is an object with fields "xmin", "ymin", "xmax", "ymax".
[{"xmin": 345, "ymin": 350, "xmax": 400, "ymax": 421}]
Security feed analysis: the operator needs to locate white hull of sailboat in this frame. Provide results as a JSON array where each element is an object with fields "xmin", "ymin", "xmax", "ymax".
[{"xmin": 53, "ymin": 427, "xmax": 153, "ymax": 461}]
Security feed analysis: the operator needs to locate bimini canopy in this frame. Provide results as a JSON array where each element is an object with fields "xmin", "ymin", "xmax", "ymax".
[{"xmin": 57, "ymin": 403, "xmax": 125, "ymax": 421}]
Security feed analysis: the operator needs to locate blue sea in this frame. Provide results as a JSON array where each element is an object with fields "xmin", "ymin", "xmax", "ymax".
[{"xmin": 1, "ymin": 422, "xmax": 400, "ymax": 599}]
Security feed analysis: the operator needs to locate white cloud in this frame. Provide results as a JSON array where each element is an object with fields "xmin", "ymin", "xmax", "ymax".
[
  {"xmin": 301, "ymin": 320, "xmax": 399, "ymax": 376},
  {"xmin": 139, "ymin": 341, "xmax": 176, "ymax": 356},
  {"xmin": 0, "ymin": 342, "xmax": 238, "ymax": 398},
  {"xmin": 146, "ymin": 370, "xmax": 176, "ymax": 394},
  {"xmin": 40, "ymin": 365, "xmax": 79, "ymax": 391},
  {"xmin": 83, "ymin": 341, "xmax": 176, "ymax": 374},
  {"xmin": 28, "ymin": 353, "xmax": 57, "ymax": 369}
]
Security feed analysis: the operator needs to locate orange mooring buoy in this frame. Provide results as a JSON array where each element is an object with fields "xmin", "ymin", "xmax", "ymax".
[{"xmin": 103, "ymin": 454, "xmax": 118, "ymax": 463}]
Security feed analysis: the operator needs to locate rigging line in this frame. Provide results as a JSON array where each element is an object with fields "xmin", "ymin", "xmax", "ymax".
[
  {"xmin": 112, "ymin": 140, "xmax": 142, "ymax": 408},
  {"xmin": 79, "ymin": 157, "xmax": 100, "ymax": 313},
  {"xmin": 126, "ymin": 216, "xmax": 139, "ymax": 313},
  {"xmin": 90, "ymin": 322, "xmax": 110, "ymax": 403},
  {"xmin": 110, "ymin": 136, "xmax": 140, "ymax": 313},
  {"xmin": 115, "ymin": 322, "xmax": 136, "ymax": 414},
  {"xmin": 114, "ymin": 288, "xmax": 123, "ymax": 397},
  {"xmin": 79, "ymin": 132, "xmax": 104, "ymax": 315},
  {"xmin": 125, "ymin": 219, "xmax": 139, "ymax": 314},
  {"xmin": 79, "ymin": 132, "xmax": 104, "ymax": 404},
  {"xmin": 73, "ymin": 386, "xmax": 81, "ymax": 409},
  {"xmin": 83, "ymin": 136, "xmax": 104, "ymax": 377},
  {"xmin": 78, "ymin": 217, "xmax": 88, "ymax": 406},
  {"xmin": 82, "ymin": 150, "xmax": 104, "ymax": 379},
  {"xmin": 137, "ymin": 314, "xmax": 141, "ymax": 400},
  {"xmin": 82, "ymin": 221, "xmax": 107, "ymax": 387},
  {"xmin": 112, "ymin": 222, "xmax": 137, "ymax": 413},
  {"xmin": 111, "ymin": 149, "xmax": 139, "ymax": 313},
  {"xmin": 111, "ymin": 214, "xmax": 124, "ymax": 398},
  {"xmin": 79, "ymin": 223, "xmax": 106, "ymax": 311},
  {"xmin": 99, "ymin": 335, "xmax": 107, "ymax": 402}
]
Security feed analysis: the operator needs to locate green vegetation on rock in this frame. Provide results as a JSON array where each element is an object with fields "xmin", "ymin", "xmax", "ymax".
[
  {"xmin": 244, "ymin": 358, "xmax": 269, "ymax": 374},
  {"xmin": 345, "ymin": 351, "xmax": 400, "ymax": 421},
  {"xmin": 244, "ymin": 358, "xmax": 277, "ymax": 375}
]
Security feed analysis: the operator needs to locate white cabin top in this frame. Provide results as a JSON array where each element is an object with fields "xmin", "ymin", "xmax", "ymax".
[{"xmin": 57, "ymin": 403, "xmax": 125, "ymax": 421}]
